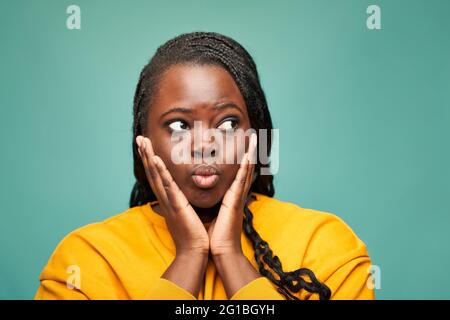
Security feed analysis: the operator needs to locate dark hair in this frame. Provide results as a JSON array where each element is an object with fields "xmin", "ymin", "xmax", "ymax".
[{"xmin": 129, "ymin": 31, "xmax": 331, "ymax": 300}]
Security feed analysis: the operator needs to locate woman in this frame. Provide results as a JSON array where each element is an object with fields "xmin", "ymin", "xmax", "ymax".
[{"xmin": 35, "ymin": 32, "xmax": 374, "ymax": 300}]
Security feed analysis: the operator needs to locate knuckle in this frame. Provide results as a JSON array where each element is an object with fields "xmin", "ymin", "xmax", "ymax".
[
  {"xmin": 162, "ymin": 176, "xmax": 173, "ymax": 189},
  {"xmin": 149, "ymin": 169, "xmax": 157, "ymax": 180}
]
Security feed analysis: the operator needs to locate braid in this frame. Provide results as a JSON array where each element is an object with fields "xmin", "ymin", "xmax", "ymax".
[
  {"xmin": 243, "ymin": 195, "xmax": 331, "ymax": 300},
  {"xmin": 130, "ymin": 31, "xmax": 331, "ymax": 299}
]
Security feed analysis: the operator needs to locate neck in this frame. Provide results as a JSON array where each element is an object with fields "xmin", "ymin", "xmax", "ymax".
[
  {"xmin": 191, "ymin": 200, "xmax": 222, "ymax": 224},
  {"xmin": 150, "ymin": 199, "xmax": 222, "ymax": 224}
]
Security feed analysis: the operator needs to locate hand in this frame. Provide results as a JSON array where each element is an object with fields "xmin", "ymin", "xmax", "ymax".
[
  {"xmin": 207, "ymin": 133, "xmax": 257, "ymax": 257},
  {"xmin": 136, "ymin": 135, "xmax": 210, "ymax": 257}
]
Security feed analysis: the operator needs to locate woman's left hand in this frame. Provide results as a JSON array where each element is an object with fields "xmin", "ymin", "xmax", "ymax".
[{"xmin": 208, "ymin": 133, "xmax": 257, "ymax": 257}]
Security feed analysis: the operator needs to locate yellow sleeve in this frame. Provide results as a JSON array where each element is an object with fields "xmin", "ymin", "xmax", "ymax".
[
  {"xmin": 35, "ymin": 226, "xmax": 200, "ymax": 300},
  {"xmin": 301, "ymin": 213, "xmax": 376, "ymax": 300},
  {"xmin": 229, "ymin": 258, "xmax": 374, "ymax": 301},
  {"xmin": 322, "ymin": 256, "xmax": 375, "ymax": 300},
  {"xmin": 34, "ymin": 229, "xmax": 123, "ymax": 300},
  {"xmin": 230, "ymin": 277, "xmax": 285, "ymax": 300},
  {"xmin": 143, "ymin": 277, "xmax": 197, "ymax": 300},
  {"xmin": 34, "ymin": 279, "xmax": 89, "ymax": 300}
]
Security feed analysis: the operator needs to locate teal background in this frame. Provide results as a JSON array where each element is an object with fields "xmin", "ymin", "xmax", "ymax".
[{"xmin": 1, "ymin": 0, "xmax": 449, "ymax": 299}]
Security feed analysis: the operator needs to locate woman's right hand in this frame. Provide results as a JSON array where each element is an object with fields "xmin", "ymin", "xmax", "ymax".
[{"xmin": 136, "ymin": 135, "xmax": 210, "ymax": 257}]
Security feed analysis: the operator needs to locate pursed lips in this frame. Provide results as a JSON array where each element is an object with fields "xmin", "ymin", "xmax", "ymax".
[{"xmin": 191, "ymin": 165, "xmax": 220, "ymax": 189}]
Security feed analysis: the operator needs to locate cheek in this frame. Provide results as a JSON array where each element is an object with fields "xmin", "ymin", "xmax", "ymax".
[
  {"xmin": 158, "ymin": 143, "xmax": 182, "ymax": 174},
  {"xmin": 152, "ymin": 140, "xmax": 170, "ymax": 163},
  {"xmin": 216, "ymin": 163, "xmax": 240, "ymax": 196}
]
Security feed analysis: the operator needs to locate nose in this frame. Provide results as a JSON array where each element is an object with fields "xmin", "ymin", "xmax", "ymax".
[
  {"xmin": 192, "ymin": 145, "xmax": 216, "ymax": 160},
  {"xmin": 191, "ymin": 121, "xmax": 217, "ymax": 162}
]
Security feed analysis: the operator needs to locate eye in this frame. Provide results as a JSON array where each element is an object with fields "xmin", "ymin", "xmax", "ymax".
[
  {"xmin": 168, "ymin": 120, "xmax": 190, "ymax": 132},
  {"xmin": 217, "ymin": 118, "xmax": 239, "ymax": 133}
]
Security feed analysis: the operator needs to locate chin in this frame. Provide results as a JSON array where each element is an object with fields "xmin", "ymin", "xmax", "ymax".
[{"xmin": 187, "ymin": 188, "xmax": 224, "ymax": 208}]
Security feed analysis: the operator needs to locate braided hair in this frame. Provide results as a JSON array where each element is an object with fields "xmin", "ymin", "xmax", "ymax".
[{"xmin": 129, "ymin": 31, "xmax": 331, "ymax": 300}]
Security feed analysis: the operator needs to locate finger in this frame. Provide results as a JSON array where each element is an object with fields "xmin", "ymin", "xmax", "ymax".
[
  {"xmin": 221, "ymin": 152, "xmax": 249, "ymax": 213},
  {"xmin": 136, "ymin": 135, "xmax": 143, "ymax": 156},
  {"xmin": 227, "ymin": 152, "xmax": 249, "ymax": 199},
  {"xmin": 244, "ymin": 133, "xmax": 257, "ymax": 197},
  {"xmin": 136, "ymin": 136, "xmax": 156, "ymax": 186},
  {"xmin": 143, "ymin": 137, "xmax": 156, "ymax": 158},
  {"xmin": 141, "ymin": 138, "xmax": 170, "ymax": 207},
  {"xmin": 244, "ymin": 160, "xmax": 255, "ymax": 199},
  {"xmin": 152, "ymin": 155, "xmax": 190, "ymax": 213},
  {"xmin": 136, "ymin": 135, "xmax": 148, "ymax": 161},
  {"xmin": 142, "ymin": 138, "xmax": 159, "ymax": 181}
]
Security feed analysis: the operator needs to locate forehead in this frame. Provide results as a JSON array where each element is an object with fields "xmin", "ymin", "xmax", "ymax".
[{"xmin": 152, "ymin": 63, "xmax": 246, "ymax": 110}]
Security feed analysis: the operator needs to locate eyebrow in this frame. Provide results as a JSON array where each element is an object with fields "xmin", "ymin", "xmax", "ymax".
[
  {"xmin": 160, "ymin": 107, "xmax": 193, "ymax": 119},
  {"xmin": 160, "ymin": 103, "xmax": 244, "ymax": 119},
  {"xmin": 214, "ymin": 102, "xmax": 244, "ymax": 114}
]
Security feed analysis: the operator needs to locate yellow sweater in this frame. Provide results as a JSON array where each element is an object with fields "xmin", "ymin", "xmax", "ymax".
[{"xmin": 35, "ymin": 192, "xmax": 375, "ymax": 300}]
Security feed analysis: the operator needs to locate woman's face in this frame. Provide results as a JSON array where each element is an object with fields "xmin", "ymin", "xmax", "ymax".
[{"xmin": 143, "ymin": 64, "xmax": 252, "ymax": 208}]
